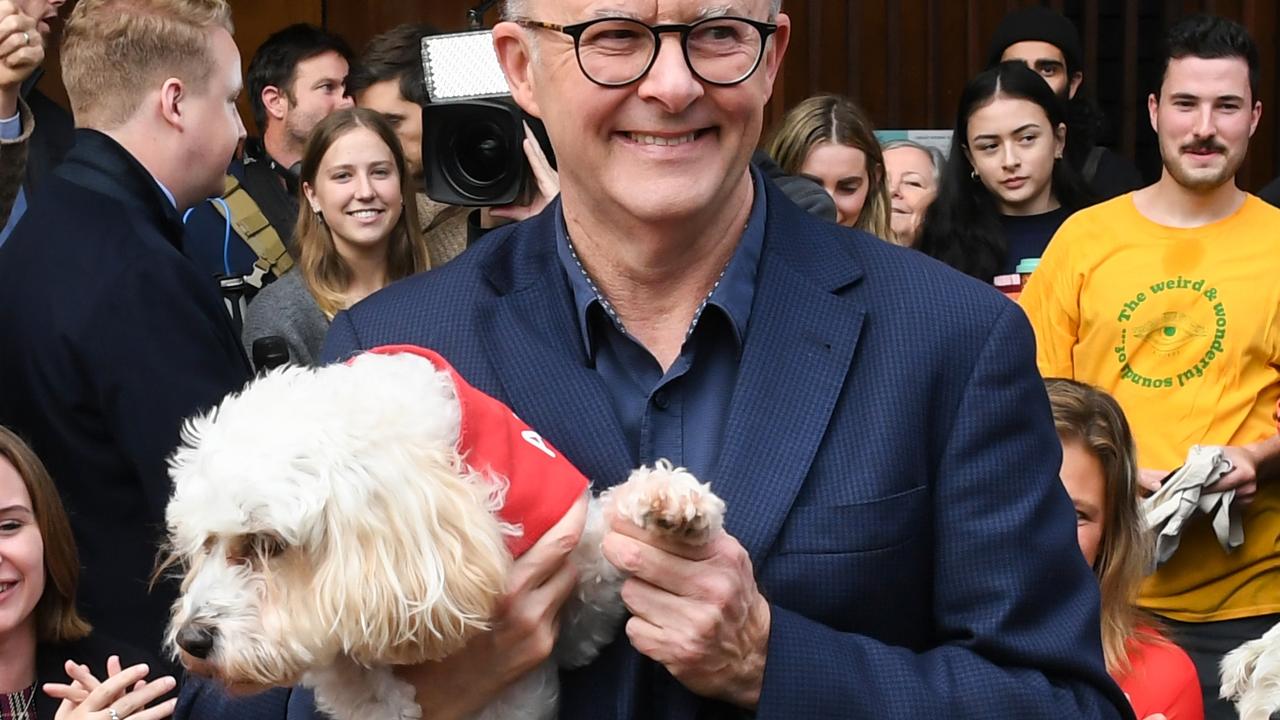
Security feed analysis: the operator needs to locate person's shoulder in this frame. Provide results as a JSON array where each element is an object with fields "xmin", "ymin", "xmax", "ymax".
[
  {"xmin": 1242, "ymin": 192, "xmax": 1280, "ymax": 221},
  {"xmin": 349, "ymin": 220, "xmax": 532, "ymax": 321}
]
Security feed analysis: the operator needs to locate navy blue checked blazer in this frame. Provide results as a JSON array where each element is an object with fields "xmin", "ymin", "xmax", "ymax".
[{"xmin": 311, "ymin": 179, "xmax": 1133, "ymax": 719}]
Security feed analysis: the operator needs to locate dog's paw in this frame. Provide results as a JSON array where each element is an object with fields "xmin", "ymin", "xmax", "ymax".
[{"xmin": 608, "ymin": 460, "xmax": 725, "ymax": 544}]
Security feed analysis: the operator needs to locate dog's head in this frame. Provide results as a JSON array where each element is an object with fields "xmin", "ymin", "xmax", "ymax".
[{"xmin": 162, "ymin": 352, "xmax": 511, "ymax": 687}]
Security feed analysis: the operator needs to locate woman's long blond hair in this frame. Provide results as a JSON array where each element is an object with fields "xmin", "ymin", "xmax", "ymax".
[
  {"xmin": 1044, "ymin": 378, "xmax": 1160, "ymax": 676},
  {"xmin": 295, "ymin": 108, "xmax": 429, "ymax": 318},
  {"xmin": 764, "ymin": 94, "xmax": 893, "ymax": 242}
]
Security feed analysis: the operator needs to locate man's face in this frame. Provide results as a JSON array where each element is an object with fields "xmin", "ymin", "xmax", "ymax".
[
  {"xmin": 14, "ymin": 0, "xmax": 65, "ymax": 41},
  {"xmin": 1001, "ymin": 41, "xmax": 1080, "ymax": 100},
  {"xmin": 1149, "ymin": 55, "xmax": 1260, "ymax": 193},
  {"xmin": 184, "ymin": 27, "xmax": 247, "ymax": 202},
  {"xmin": 496, "ymin": 0, "xmax": 789, "ymax": 225},
  {"xmin": 356, "ymin": 79, "xmax": 424, "ymax": 184},
  {"xmin": 283, "ymin": 50, "xmax": 353, "ymax": 146}
]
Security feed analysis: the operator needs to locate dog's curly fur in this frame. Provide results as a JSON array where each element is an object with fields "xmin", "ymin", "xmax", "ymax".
[
  {"xmin": 1221, "ymin": 619, "xmax": 1280, "ymax": 720},
  {"xmin": 163, "ymin": 351, "xmax": 724, "ymax": 720}
]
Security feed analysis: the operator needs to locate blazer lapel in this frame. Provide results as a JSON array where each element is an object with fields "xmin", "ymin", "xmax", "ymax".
[
  {"xmin": 479, "ymin": 216, "xmax": 634, "ymax": 488},
  {"xmin": 712, "ymin": 197, "xmax": 866, "ymax": 563}
]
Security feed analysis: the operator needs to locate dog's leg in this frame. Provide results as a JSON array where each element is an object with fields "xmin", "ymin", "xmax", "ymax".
[
  {"xmin": 1221, "ymin": 620, "xmax": 1280, "ymax": 720},
  {"xmin": 306, "ymin": 659, "xmax": 421, "ymax": 720},
  {"xmin": 555, "ymin": 461, "xmax": 726, "ymax": 670},
  {"xmin": 474, "ymin": 660, "xmax": 560, "ymax": 720}
]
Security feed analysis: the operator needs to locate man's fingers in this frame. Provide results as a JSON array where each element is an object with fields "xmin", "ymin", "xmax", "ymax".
[
  {"xmin": 506, "ymin": 494, "xmax": 586, "ymax": 592},
  {"xmin": 1137, "ymin": 468, "xmax": 1169, "ymax": 493},
  {"xmin": 602, "ymin": 531, "xmax": 706, "ymax": 593}
]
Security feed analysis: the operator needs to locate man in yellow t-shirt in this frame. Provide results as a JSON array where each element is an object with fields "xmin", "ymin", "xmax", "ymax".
[{"xmin": 1021, "ymin": 15, "xmax": 1280, "ymax": 719}]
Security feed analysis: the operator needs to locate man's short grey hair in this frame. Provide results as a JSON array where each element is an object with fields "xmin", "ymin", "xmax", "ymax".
[
  {"xmin": 503, "ymin": 0, "xmax": 783, "ymax": 20},
  {"xmin": 881, "ymin": 139, "xmax": 947, "ymax": 184}
]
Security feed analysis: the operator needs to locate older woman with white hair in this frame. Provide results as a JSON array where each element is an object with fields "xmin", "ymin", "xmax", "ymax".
[{"xmin": 881, "ymin": 140, "xmax": 945, "ymax": 248}]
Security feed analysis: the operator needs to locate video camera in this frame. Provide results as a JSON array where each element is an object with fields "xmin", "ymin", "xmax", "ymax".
[{"xmin": 419, "ymin": 27, "xmax": 556, "ymax": 207}]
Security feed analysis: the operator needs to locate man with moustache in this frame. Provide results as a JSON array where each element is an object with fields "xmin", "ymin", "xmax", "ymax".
[
  {"xmin": 1021, "ymin": 15, "xmax": 1280, "ymax": 718},
  {"xmin": 987, "ymin": 5, "xmax": 1143, "ymax": 200}
]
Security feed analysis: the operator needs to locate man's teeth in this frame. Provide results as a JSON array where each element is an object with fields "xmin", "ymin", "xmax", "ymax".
[{"xmin": 629, "ymin": 132, "xmax": 697, "ymax": 146}]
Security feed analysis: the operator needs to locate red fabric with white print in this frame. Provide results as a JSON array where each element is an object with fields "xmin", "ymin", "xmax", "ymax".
[{"xmin": 361, "ymin": 345, "xmax": 588, "ymax": 557}]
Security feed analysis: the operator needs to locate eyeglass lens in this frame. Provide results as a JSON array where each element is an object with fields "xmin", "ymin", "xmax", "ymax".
[{"xmin": 577, "ymin": 18, "xmax": 765, "ymax": 85}]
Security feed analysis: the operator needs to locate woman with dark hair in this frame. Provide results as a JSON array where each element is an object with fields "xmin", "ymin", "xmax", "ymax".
[
  {"xmin": 0, "ymin": 425, "xmax": 174, "ymax": 719},
  {"xmin": 764, "ymin": 94, "xmax": 893, "ymax": 240},
  {"xmin": 919, "ymin": 62, "xmax": 1094, "ymax": 282},
  {"xmin": 241, "ymin": 107, "xmax": 431, "ymax": 366}
]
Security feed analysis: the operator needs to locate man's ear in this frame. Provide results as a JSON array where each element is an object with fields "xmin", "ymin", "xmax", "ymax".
[
  {"xmin": 160, "ymin": 77, "xmax": 185, "ymax": 129},
  {"xmin": 262, "ymin": 84, "xmax": 289, "ymax": 122},
  {"xmin": 1148, "ymin": 92, "xmax": 1159, "ymax": 134},
  {"xmin": 492, "ymin": 22, "xmax": 542, "ymax": 119},
  {"xmin": 759, "ymin": 13, "xmax": 792, "ymax": 104}
]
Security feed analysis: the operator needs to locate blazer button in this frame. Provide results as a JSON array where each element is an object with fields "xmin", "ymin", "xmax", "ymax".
[{"xmin": 652, "ymin": 390, "xmax": 670, "ymax": 410}]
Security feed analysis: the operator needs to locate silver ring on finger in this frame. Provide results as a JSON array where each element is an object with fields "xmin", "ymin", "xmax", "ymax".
[
  {"xmin": 22, "ymin": 31, "xmax": 31, "ymax": 46},
  {"xmin": 108, "ymin": 709, "xmax": 122, "ymax": 720}
]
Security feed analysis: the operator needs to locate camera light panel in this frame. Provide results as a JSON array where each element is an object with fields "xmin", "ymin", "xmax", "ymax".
[{"xmin": 422, "ymin": 31, "xmax": 512, "ymax": 102}]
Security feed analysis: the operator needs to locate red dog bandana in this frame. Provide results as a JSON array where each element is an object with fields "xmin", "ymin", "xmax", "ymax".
[{"xmin": 360, "ymin": 345, "xmax": 589, "ymax": 557}]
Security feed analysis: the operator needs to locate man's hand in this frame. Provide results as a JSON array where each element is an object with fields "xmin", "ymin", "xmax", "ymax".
[
  {"xmin": 484, "ymin": 122, "xmax": 560, "ymax": 225},
  {"xmin": 1207, "ymin": 444, "xmax": 1264, "ymax": 503},
  {"xmin": 0, "ymin": 0, "xmax": 43, "ymax": 116},
  {"xmin": 395, "ymin": 495, "xmax": 586, "ymax": 720},
  {"xmin": 602, "ymin": 514, "xmax": 771, "ymax": 710}
]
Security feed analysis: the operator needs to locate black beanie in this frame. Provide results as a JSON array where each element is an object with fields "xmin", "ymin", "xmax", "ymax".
[{"xmin": 986, "ymin": 6, "xmax": 1084, "ymax": 74}]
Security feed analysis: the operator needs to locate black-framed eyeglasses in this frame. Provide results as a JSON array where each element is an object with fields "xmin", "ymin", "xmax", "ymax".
[{"xmin": 517, "ymin": 16, "xmax": 778, "ymax": 87}]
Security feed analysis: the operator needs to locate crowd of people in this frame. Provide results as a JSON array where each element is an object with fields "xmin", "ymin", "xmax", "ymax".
[{"xmin": 0, "ymin": 0, "xmax": 1276, "ymax": 719}]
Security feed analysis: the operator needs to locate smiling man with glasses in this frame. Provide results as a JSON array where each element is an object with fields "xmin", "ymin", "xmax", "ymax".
[{"xmin": 315, "ymin": 1, "xmax": 1134, "ymax": 718}]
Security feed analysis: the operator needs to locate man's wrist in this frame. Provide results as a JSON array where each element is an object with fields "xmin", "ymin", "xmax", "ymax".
[{"xmin": 0, "ymin": 85, "xmax": 19, "ymax": 121}]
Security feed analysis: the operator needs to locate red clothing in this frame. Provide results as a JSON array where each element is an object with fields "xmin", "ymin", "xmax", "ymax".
[
  {"xmin": 1115, "ymin": 633, "xmax": 1204, "ymax": 720},
  {"xmin": 361, "ymin": 345, "xmax": 590, "ymax": 557}
]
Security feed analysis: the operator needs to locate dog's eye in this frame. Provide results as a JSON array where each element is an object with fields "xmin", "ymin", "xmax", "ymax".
[{"xmin": 252, "ymin": 533, "xmax": 288, "ymax": 559}]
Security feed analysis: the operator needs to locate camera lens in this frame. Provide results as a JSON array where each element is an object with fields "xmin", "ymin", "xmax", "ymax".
[{"xmin": 452, "ymin": 120, "xmax": 511, "ymax": 187}]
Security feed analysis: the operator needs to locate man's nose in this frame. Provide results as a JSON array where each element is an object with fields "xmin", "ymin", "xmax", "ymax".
[
  {"xmin": 636, "ymin": 36, "xmax": 703, "ymax": 113},
  {"xmin": 336, "ymin": 95, "xmax": 355, "ymax": 111},
  {"xmin": 1191, "ymin": 105, "xmax": 1215, "ymax": 138}
]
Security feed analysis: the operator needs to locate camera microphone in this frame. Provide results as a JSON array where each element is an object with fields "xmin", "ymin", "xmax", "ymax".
[{"xmin": 252, "ymin": 336, "xmax": 291, "ymax": 372}]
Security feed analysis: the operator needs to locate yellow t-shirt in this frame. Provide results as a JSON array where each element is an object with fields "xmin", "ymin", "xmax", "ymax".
[{"xmin": 1021, "ymin": 193, "xmax": 1280, "ymax": 622}]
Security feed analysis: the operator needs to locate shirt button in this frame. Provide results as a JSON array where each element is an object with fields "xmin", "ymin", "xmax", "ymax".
[{"xmin": 652, "ymin": 390, "xmax": 670, "ymax": 410}]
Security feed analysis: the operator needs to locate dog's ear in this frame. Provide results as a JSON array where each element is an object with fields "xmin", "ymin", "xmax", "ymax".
[{"xmin": 313, "ymin": 453, "xmax": 510, "ymax": 665}]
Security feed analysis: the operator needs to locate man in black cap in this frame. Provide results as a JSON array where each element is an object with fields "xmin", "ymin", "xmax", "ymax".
[{"xmin": 987, "ymin": 5, "xmax": 1143, "ymax": 200}]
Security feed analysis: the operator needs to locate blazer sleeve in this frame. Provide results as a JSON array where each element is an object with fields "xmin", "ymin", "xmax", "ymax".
[
  {"xmin": 320, "ymin": 308, "xmax": 365, "ymax": 364},
  {"xmin": 755, "ymin": 302, "xmax": 1134, "ymax": 719},
  {"xmin": 80, "ymin": 258, "xmax": 251, "ymax": 525},
  {"xmin": 0, "ymin": 97, "xmax": 33, "ymax": 229}
]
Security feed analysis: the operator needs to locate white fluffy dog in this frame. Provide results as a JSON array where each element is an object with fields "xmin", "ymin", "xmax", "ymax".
[
  {"xmin": 1221, "ymin": 620, "xmax": 1280, "ymax": 720},
  {"xmin": 163, "ymin": 346, "xmax": 725, "ymax": 720}
]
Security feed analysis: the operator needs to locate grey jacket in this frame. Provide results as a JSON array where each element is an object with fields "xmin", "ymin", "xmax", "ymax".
[{"xmin": 241, "ymin": 269, "xmax": 329, "ymax": 367}]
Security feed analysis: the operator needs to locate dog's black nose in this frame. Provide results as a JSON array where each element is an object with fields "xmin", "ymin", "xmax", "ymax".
[{"xmin": 177, "ymin": 625, "xmax": 217, "ymax": 659}]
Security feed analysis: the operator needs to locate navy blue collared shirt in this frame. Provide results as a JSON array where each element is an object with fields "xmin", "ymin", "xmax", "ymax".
[{"xmin": 555, "ymin": 170, "xmax": 767, "ymax": 481}]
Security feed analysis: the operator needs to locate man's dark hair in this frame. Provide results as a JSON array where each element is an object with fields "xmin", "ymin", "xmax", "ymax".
[
  {"xmin": 1161, "ymin": 14, "xmax": 1259, "ymax": 99},
  {"xmin": 348, "ymin": 24, "xmax": 440, "ymax": 106},
  {"xmin": 247, "ymin": 23, "xmax": 354, "ymax": 135}
]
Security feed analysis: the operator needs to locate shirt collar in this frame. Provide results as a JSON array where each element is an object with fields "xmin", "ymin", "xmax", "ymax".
[
  {"xmin": 154, "ymin": 178, "xmax": 178, "ymax": 210},
  {"xmin": 556, "ymin": 167, "xmax": 768, "ymax": 358}
]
